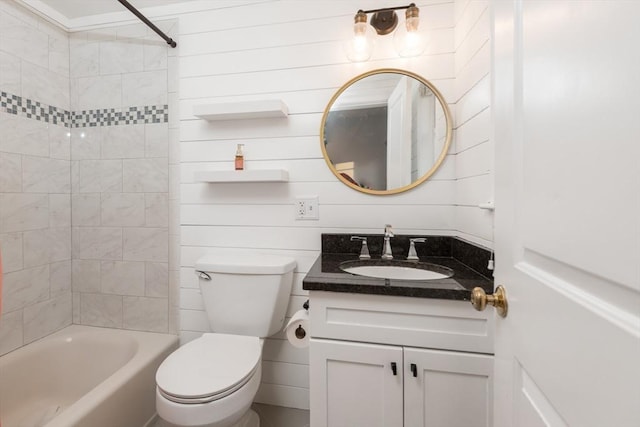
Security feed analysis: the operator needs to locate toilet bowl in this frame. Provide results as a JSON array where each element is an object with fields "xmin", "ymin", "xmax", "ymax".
[
  {"xmin": 155, "ymin": 253, "xmax": 297, "ymax": 427},
  {"xmin": 156, "ymin": 334, "xmax": 263, "ymax": 427}
]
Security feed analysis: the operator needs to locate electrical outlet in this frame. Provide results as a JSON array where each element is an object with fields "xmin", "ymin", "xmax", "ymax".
[{"xmin": 295, "ymin": 196, "xmax": 319, "ymax": 220}]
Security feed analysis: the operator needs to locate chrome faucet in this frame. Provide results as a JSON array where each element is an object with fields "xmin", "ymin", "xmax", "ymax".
[
  {"xmin": 407, "ymin": 238, "xmax": 427, "ymax": 261},
  {"xmin": 350, "ymin": 236, "xmax": 371, "ymax": 260},
  {"xmin": 381, "ymin": 224, "xmax": 394, "ymax": 260}
]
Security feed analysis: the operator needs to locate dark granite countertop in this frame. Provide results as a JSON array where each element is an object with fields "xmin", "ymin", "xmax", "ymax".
[{"xmin": 302, "ymin": 234, "xmax": 494, "ymax": 301}]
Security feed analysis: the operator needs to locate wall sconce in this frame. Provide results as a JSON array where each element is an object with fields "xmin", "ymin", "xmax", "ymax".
[{"xmin": 345, "ymin": 3, "xmax": 427, "ymax": 62}]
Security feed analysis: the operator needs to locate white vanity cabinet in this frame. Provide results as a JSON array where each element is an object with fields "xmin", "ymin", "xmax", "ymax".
[{"xmin": 308, "ymin": 291, "xmax": 494, "ymax": 427}]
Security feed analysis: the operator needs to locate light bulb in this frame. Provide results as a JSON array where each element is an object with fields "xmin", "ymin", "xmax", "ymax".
[
  {"xmin": 345, "ymin": 11, "xmax": 374, "ymax": 62},
  {"xmin": 393, "ymin": 7, "xmax": 427, "ymax": 57}
]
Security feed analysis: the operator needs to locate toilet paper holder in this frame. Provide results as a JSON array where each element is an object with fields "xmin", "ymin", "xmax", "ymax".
[{"xmin": 294, "ymin": 300, "xmax": 309, "ymax": 339}]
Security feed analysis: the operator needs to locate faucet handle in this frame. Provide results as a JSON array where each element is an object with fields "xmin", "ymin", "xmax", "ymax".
[
  {"xmin": 384, "ymin": 224, "xmax": 394, "ymax": 237},
  {"xmin": 407, "ymin": 238, "xmax": 427, "ymax": 261},
  {"xmin": 350, "ymin": 236, "xmax": 371, "ymax": 260}
]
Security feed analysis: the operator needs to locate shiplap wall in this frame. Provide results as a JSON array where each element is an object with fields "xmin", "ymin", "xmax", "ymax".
[
  {"xmin": 176, "ymin": 0, "xmax": 491, "ymax": 409},
  {"xmin": 453, "ymin": 0, "xmax": 492, "ymax": 247}
]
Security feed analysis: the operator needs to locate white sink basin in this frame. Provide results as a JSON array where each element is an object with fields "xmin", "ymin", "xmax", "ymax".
[{"xmin": 340, "ymin": 261, "xmax": 454, "ymax": 281}]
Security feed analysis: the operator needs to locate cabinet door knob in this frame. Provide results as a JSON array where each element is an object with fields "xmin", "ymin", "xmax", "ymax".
[
  {"xmin": 391, "ymin": 362, "xmax": 397, "ymax": 376},
  {"xmin": 410, "ymin": 363, "xmax": 417, "ymax": 378}
]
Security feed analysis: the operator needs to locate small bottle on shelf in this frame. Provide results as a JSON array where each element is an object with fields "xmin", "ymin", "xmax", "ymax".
[{"xmin": 234, "ymin": 144, "xmax": 244, "ymax": 170}]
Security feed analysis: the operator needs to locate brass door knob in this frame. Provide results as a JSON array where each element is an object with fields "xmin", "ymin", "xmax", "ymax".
[{"xmin": 470, "ymin": 285, "xmax": 508, "ymax": 318}]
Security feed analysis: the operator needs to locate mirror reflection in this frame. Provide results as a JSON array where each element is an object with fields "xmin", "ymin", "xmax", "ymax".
[{"xmin": 321, "ymin": 69, "xmax": 452, "ymax": 195}]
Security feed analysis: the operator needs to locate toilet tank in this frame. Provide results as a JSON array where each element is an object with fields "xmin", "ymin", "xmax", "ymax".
[{"xmin": 195, "ymin": 254, "xmax": 297, "ymax": 337}]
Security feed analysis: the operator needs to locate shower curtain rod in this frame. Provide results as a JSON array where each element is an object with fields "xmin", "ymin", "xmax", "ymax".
[{"xmin": 117, "ymin": 0, "xmax": 177, "ymax": 48}]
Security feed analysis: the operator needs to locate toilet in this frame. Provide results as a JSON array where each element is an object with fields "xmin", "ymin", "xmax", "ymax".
[{"xmin": 156, "ymin": 253, "xmax": 297, "ymax": 427}]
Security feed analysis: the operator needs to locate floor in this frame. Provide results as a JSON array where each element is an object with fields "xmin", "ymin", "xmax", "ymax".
[
  {"xmin": 252, "ymin": 403, "xmax": 310, "ymax": 427},
  {"xmin": 152, "ymin": 403, "xmax": 310, "ymax": 427}
]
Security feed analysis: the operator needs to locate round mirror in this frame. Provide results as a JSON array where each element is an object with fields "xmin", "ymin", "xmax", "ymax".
[{"xmin": 320, "ymin": 68, "xmax": 452, "ymax": 195}]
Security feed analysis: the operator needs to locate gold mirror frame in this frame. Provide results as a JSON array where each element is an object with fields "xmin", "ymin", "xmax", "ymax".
[{"xmin": 320, "ymin": 68, "xmax": 453, "ymax": 195}]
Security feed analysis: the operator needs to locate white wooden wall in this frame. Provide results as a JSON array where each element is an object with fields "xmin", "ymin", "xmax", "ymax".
[
  {"xmin": 453, "ymin": 0, "xmax": 492, "ymax": 248},
  {"xmin": 176, "ymin": 0, "xmax": 491, "ymax": 409}
]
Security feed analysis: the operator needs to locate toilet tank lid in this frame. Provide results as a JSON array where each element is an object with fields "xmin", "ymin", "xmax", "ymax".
[{"xmin": 195, "ymin": 254, "xmax": 297, "ymax": 274}]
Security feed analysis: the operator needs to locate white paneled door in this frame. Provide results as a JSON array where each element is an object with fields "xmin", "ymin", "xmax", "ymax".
[{"xmin": 492, "ymin": 1, "xmax": 640, "ymax": 427}]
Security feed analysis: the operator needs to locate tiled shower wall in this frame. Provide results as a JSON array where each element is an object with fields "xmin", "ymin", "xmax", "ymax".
[
  {"xmin": 69, "ymin": 21, "xmax": 176, "ymax": 333},
  {"xmin": 0, "ymin": 1, "xmax": 177, "ymax": 355},
  {"xmin": 0, "ymin": 1, "xmax": 72, "ymax": 355}
]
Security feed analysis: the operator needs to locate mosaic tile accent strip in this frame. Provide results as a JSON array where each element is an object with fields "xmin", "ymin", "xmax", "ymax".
[
  {"xmin": 0, "ymin": 90, "xmax": 168, "ymax": 128},
  {"xmin": 1, "ymin": 90, "xmax": 69, "ymax": 126},
  {"xmin": 71, "ymin": 105, "xmax": 169, "ymax": 128}
]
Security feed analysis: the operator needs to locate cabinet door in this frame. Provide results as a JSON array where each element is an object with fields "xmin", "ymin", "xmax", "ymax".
[
  {"xmin": 404, "ymin": 347, "xmax": 493, "ymax": 427},
  {"xmin": 309, "ymin": 338, "xmax": 403, "ymax": 427}
]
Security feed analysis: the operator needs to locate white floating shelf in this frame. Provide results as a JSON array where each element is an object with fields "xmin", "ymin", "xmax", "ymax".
[
  {"xmin": 193, "ymin": 99, "xmax": 289, "ymax": 121},
  {"xmin": 194, "ymin": 169, "xmax": 289, "ymax": 183}
]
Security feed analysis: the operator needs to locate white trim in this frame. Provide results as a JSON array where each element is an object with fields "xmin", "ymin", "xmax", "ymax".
[{"xmin": 14, "ymin": 0, "xmax": 72, "ymax": 31}]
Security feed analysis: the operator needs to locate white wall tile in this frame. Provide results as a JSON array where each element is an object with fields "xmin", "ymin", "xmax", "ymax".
[
  {"xmin": 72, "ymin": 227, "xmax": 123, "ymax": 260},
  {"xmin": 0, "ymin": 51, "xmax": 22, "ymax": 95},
  {"xmin": 101, "ymin": 124, "xmax": 145, "ymax": 159},
  {"xmin": 0, "ymin": 114, "xmax": 49, "ymax": 157},
  {"xmin": 0, "ymin": 152, "xmax": 22, "ymax": 192},
  {"xmin": 23, "ymin": 227, "xmax": 71, "ymax": 267},
  {"xmin": 0, "ymin": 193, "xmax": 49, "ymax": 232},
  {"xmin": 72, "ymin": 259, "xmax": 101, "ymax": 293},
  {"xmin": 0, "ymin": 310, "xmax": 23, "ymax": 356},
  {"xmin": 123, "ymin": 158, "xmax": 168, "ymax": 192},
  {"xmin": 145, "ymin": 123, "xmax": 169, "ymax": 158},
  {"xmin": 48, "ymin": 29, "xmax": 70, "ymax": 77},
  {"xmin": 123, "ymin": 227, "xmax": 168, "ymax": 262},
  {"xmin": 64, "ymin": 19, "xmax": 174, "ymax": 337},
  {"xmin": 70, "ymin": 41, "xmax": 99, "ymax": 78},
  {"xmin": 145, "ymin": 262, "xmax": 169, "ymax": 297},
  {"xmin": 144, "ymin": 41, "xmax": 168, "ymax": 71},
  {"xmin": 22, "ymin": 156, "xmax": 70, "ymax": 193},
  {"xmin": 99, "ymin": 40, "xmax": 144, "ymax": 75},
  {"xmin": 21, "ymin": 61, "xmax": 69, "ymax": 109},
  {"xmin": 101, "ymin": 260, "xmax": 146, "ymax": 296},
  {"xmin": 72, "ymin": 193, "xmax": 101, "ymax": 226},
  {"xmin": 145, "ymin": 193, "xmax": 169, "ymax": 227},
  {"xmin": 122, "ymin": 70, "xmax": 167, "ymax": 106},
  {"xmin": 75, "ymin": 75, "xmax": 122, "ymax": 110},
  {"xmin": 71, "ymin": 128, "xmax": 102, "ymax": 160},
  {"xmin": 2, "ymin": 265, "xmax": 49, "ymax": 312},
  {"xmin": 0, "ymin": 11, "xmax": 48, "ymax": 68},
  {"xmin": 49, "ymin": 125, "xmax": 71, "ymax": 161},
  {"xmin": 80, "ymin": 293, "xmax": 123, "ymax": 328},
  {"xmin": 75, "ymin": 159, "xmax": 123, "ymax": 193},
  {"xmin": 123, "ymin": 296, "xmax": 168, "ymax": 332},
  {"xmin": 0, "ymin": 232, "xmax": 24, "ymax": 273},
  {"xmin": 50, "ymin": 260, "xmax": 72, "ymax": 297},
  {"xmin": 23, "ymin": 293, "xmax": 72, "ymax": 344},
  {"xmin": 100, "ymin": 193, "xmax": 145, "ymax": 227}
]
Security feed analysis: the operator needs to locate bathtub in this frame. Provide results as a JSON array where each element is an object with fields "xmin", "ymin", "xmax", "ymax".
[{"xmin": 0, "ymin": 325, "xmax": 178, "ymax": 427}]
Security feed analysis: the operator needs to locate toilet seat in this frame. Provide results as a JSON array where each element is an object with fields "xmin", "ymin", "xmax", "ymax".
[{"xmin": 156, "ymin": 333, "xmax": 261, "ymax": 404}]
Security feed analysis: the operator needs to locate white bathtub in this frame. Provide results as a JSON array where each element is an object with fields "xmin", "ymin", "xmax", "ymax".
[{"xmin": 0, "ymin": 325, "xmax": 178, "ymax": 427}]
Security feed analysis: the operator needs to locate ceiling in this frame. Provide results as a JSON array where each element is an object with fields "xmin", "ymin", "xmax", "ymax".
[{"xmin": 31, "ymin": 0, "xmax": 198, "ymax": 20}]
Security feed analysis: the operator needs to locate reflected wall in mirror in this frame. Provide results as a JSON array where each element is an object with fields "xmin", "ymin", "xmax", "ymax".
[{"xmin": 320, "ymin": 69, "xmax": 452, "ymax": 195}]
